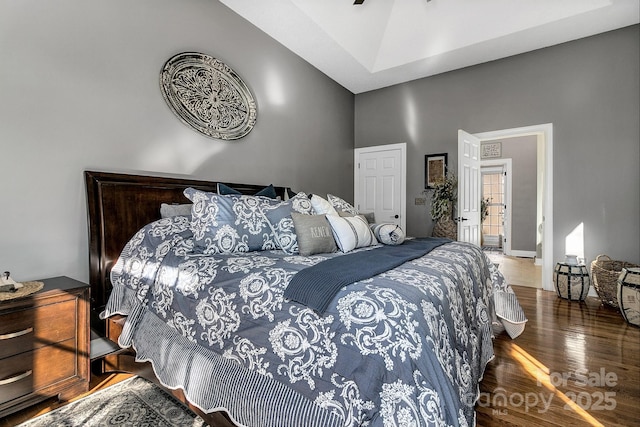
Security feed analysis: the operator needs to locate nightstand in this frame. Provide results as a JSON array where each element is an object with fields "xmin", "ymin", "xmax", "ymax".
[{"xmin": 0, "ymin": 276, "xmax": 90, "ymax": 418}]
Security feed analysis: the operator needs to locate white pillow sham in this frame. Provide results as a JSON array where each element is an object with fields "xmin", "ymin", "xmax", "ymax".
[
  {"xmin": 325, "ymin": 214, "xmax": 376, "ymax": 253},
  {"xmin": 310, "ymin": 194, "xmax": 338, "ymax": 216}
]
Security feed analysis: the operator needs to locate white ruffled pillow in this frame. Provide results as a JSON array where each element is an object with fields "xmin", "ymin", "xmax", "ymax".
[
  {"xmin": 325, "ymin": 214, "xmax": 376, "ymax": 253},
  {"xmin": 310, "ymin": 194, "xmax": 338, "ymax": 216}
]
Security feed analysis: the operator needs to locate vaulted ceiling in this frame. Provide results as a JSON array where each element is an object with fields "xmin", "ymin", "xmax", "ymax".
[{"xmin": 221, "ymin": 0, "xmax": 639, "ymax": 93}]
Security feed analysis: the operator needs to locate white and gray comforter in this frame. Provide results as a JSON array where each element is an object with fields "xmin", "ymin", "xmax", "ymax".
[{"xmin": 102, "ymin": 216, "xmax": 526, "ymax": 427}]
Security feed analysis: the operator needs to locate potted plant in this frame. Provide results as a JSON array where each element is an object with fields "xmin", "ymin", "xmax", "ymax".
[
  {"xmin": 480, "ymin": 197, "xmax": 491, "ymax": 246},
  {"xmin": 428, "ymin": 171, "xmax": 458, "ymax": 240},
  {"xmin": 481, "ymin": 197, "xmax": 490, "ymax": 223}
]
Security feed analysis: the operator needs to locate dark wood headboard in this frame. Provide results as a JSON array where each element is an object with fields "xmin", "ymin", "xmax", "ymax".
[{"xmin": 84, "ymin": 170, "xmax": 288, "ymax": 312}]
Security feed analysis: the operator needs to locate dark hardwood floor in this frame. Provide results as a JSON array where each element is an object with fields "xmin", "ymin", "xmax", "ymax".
[
  {"xmin": 478, "ymin": 286, "xmax": 640, "ymax": 427},
  {"xmin": 2, "ymin": 286, "xmax": 638, "ymax": 427}
]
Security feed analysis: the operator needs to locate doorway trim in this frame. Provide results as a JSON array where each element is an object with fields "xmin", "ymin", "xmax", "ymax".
[{"xmin": 474, "ymin": 124, "xmax": 554, "ymax": 291}]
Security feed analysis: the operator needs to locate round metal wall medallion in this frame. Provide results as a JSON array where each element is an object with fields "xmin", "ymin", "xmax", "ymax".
[{"xmin": 160, "ymin": 52, "xmax": 257, "ymax": 140}]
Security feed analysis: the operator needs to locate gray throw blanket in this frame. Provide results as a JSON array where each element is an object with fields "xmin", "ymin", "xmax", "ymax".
[{"xmin": 284, "ymin": 237, "xmax": 451, "ymax": 313}]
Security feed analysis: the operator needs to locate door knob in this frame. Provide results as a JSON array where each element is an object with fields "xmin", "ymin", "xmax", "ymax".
[{"xmin": 394, "ymin": 214, "xmax": 399, "ymax": 219}]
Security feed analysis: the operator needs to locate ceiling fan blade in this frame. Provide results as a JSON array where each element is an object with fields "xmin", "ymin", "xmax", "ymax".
[{"xmin": 353, "ymin": 0, "xmax": 365, "ymax": 4}]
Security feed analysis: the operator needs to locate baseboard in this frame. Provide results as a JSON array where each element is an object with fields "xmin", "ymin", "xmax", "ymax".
[{"xmin": 510, "ymin": 250, "xmax": 536, "ymax": 258}]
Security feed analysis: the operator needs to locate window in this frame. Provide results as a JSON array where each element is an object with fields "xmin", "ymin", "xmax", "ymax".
[{"xmin": 482, "ymin": 170, "xmax": 504, "ymax": 240}]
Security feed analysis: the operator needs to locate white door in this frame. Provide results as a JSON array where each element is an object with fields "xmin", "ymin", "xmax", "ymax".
[
  {"xmin": 354, "ymin": 143, "xmax": 406, "ymax": 231},
  {"xmin": 457, "ymin": 130, "xmax": 481, "ymax": 245}
]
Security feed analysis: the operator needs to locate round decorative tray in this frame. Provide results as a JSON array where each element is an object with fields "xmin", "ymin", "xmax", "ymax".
[{"xmin": 0, "ymin": 281, "xmax": 44, "ymax": 301}]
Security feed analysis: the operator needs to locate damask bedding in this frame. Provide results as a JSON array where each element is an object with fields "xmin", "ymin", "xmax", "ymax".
[{"xmin": 102, "ymin": 215, "xmax": 526, "ymax": 427}]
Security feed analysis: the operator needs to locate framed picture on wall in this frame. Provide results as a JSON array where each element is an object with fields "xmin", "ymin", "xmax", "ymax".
[
  {"xmin": 425, "ymin": 153, "xmax": 448, "ymax": 189},
  {"xmin": 481, "ymin": 142, "xmax": 502, "ymax": 158}
]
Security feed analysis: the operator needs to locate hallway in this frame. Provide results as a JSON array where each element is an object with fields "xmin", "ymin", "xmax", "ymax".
[{"xmin": 484, "ymin": 250, "xmax": 542, "ymax": 288}]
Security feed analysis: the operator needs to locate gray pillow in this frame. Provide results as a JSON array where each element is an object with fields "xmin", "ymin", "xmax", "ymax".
[
  {"xmin": 361, "ymin": 211, "xmax": 376, "ymax": 224},
  {"xmin": 291, "ymin": 213, "xmax": 337, "ymax": 256},
  {"xmin": 338, "ymin": 210, "xmax": 375, "ymax": 224},
  {"xmin": 160, "ymin": 203, "xmax": 192, "ymax": 218}
]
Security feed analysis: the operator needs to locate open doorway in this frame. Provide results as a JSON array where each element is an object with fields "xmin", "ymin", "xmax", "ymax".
[
  {"xmin": 481, "ymin": 163, "xmax": 507, "ymax": 251},
  {"xmin": 474, "ymin": 124, "xmax": 553, "ymax": 291},
  {"xmin": 480, "ymin": 157, "xmax": 513, "ymax": 256}
]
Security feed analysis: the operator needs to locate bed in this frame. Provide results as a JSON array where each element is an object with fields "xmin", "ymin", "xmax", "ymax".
[{"xmin": 85, "ymin": 170, "xmax": 526, "ymax": 427}]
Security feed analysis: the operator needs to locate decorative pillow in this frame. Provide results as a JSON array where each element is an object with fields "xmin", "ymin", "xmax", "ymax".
[
  {"xmin": 338, "ymin": 210, "xmax": 375, "ymax": 224},
  {"xmin": 291, "ymin": 213, "xmax": 337, "ymax": 256},
  {"xmin": 285, "ymin": 188, "xmax": 298, "ymax": 200},
  {"xmin": 218, "ymin": 183, "xmax": 278, "ymax": 199},
  {"xmin": 160, "ymin": 203, "xmax": 192, "ymax": 218},
  {"xmin": 288, "ymin": 192, "xmax": 313, "ymax": 215},
  {"xmin": 362, "ymin": 211, "xmax": 376, "ymax": 224},
  {"xmin": 325, "ymin": 214, "xmax": 376, "ymax": 253},
  {"xmin": 327, "ymin": 194, "xmax": 358, "ymax": 215},
  {"xmin": 184, "ymin": 188, "xmax": 280, "ymax": 254},
  {"xmin": 371, "ymin": 223, "xmax": 405, "ymax": 245},
  {"xmin": 261, "ymin": 192, "xmax": 313, "ymax": 254},
  {"xmin": 310, "ymin": 194, "xmax": 338, "ymax": 216}
]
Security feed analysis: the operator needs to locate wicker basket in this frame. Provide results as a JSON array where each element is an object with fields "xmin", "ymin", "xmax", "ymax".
[{"xmin": 590, "ymin": 255, "xmax": 640, "ymax": 308}]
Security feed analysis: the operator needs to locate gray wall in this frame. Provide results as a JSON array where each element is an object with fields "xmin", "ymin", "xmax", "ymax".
[
  {"xmin": 1, "ymin": 2, "xmax": 638, "ymax": 284},
  {"xmin": 0, "ymin": 0, "xmax": 354, "ymax": 282},
  {"xmin": 355, "ymin": 25, "xmax": 640, "ymax": 266}
]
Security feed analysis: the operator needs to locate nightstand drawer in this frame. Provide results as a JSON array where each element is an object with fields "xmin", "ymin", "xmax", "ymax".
[
  {"xmin": 0, "ymin": 277, "xmax": 90, "ymax": 419},
  {"xmin": 0, "ymin": 338, "xmax": 76, "ymax": 405},
  {"xmin": 0, "ymin": 299, "xmax": 76, "ymax": 359}
]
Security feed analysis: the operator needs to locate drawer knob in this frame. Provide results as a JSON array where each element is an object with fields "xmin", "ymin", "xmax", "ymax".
[
  {"xmin": 0, "ymin": 327, "xmax": 33, "ymax": 340},
  {"xmin": 0, "ymin": 370, "xmax": 33, "ymax": 386}
]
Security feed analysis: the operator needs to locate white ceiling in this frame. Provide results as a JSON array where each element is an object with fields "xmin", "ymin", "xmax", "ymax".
[{"xmin": 220, "ymin": 0, "xmax": 639, "ymax": 94}]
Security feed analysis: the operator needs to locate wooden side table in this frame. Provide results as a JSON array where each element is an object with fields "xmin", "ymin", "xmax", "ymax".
[
  {"xmin": 554, "ymin": 263, "xmax": 590, "ymax": 301},
  {"xmin": 0, "ymin": 276, "xmax": 90, "ymax": 418}
]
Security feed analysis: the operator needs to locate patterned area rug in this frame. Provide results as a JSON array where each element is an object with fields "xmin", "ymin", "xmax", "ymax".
[{"xmin": 18, "ymin": 377, "xmax": 208, "ymax": 427}]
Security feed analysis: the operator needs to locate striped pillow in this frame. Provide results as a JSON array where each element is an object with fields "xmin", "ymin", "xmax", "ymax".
[{"xmin": 325, "ymin": 214, "xmax": 376, "ymax": 253}]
